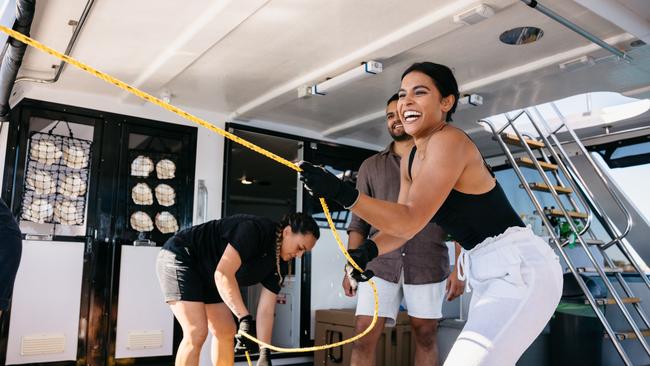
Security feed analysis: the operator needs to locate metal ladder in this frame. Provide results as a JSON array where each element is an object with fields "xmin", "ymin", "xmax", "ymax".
[{"xmin": 480, "ymin": 106, "xmax": 650, "ymax": 366}]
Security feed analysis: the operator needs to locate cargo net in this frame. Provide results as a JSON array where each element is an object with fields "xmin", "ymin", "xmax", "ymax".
[
  {"xmin": 21, "ymin": 128, "xmax": 92, "ymax": 226},
  {"xmin": 129, "ymin": 152, "xmax": 179, "ymax": 234}
]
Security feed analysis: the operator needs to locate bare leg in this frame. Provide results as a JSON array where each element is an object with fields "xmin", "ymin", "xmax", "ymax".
[
  {"xmin": 169, "ymin": 301, "xmax": 209, "ymax": 366},
  {"xmin": 206, "ymin": 303, "xmax": 237, "ymax": 366},
  {"xmin": 350, "ymin": 315, "xmax": 387, "ymax": 366},
  {"xmin": 410, "ymin": 316, "xmax": 439, "ymax": 366}
]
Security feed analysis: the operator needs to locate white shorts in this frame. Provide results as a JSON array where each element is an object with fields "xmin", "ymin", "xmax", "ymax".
[{"xmin": 355, "ymin": 270, "xmax": 446, "ymax": 327}]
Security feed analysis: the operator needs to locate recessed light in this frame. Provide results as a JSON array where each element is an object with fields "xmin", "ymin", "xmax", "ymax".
[
  {"xmin": 240, "ymin": 177, "xmax": 254, "ymax": 185},
  {"xmin": 499, "ymin": 26, "xmax": 544, "ymax": 45}
]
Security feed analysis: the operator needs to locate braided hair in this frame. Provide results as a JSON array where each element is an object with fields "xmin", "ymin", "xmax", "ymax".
[{"xmin": 275, "ymin": 213, "xmax": 320, "ymax": 286}]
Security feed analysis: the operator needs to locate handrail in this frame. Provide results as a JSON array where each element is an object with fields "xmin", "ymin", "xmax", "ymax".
[
  {"xmin": 528, "ymin": 107, "xmax": 650, "ymax": 293},
  {"xmin": 15, "ymin": 0, "xmax": 95, "ymax": 84},
  {"xmin": 497, "ymin": 117, "xmax": 650, "ymax": 358},
  {"xmin": 507, "ymin": 111, "xmax": 593, "ymax": 238},
  {"xmin": 537, "ymin": 103, "xmax": 632, "ymax": 240},
  {"xmin": 479, "ymin": 118, "xmax": 634, "ymax": 365},
  {"xmin": 496, "ymin": 110, "xmax": 525, "ymax": 135}
]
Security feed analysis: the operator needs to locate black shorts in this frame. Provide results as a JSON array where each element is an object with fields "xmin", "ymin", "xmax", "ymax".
[
  {"xmin": 156, "ymin": 237, "xmax": 222, "ymax": 304},
  {"xmin": 0, "ymin": 230, "xmax": 22, "ymax": 311}
]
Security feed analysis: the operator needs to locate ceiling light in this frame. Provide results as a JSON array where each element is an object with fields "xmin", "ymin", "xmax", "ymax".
[
  {"xmin": 309, "ymin": 61, "xmax": 383, "ymax": 96},
  {"xmin": 559, "ymin": 55, "xmax": 594, "ymax": 70},
  {"xmin": 499, "ymin": 27, "xmax": 544, "ymax": 45},
  {"xmin": 456, "ymin": 94, "xmax": 483, "ymax": 111},
  {"xmin": 453, "ymin": 4, "xmax": 494, "ymax": 26},
  {"xmin": 240, "ymin": 177, "xmax": 254, "ymax": 185}
]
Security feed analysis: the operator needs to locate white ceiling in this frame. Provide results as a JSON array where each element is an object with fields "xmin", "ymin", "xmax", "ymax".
[{"xmin": 14, "ymin": 0, "xmax": 650, "ymax": 148}]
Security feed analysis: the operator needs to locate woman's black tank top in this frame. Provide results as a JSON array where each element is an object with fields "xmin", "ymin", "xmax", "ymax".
[{"xmin": 408, "ymin": 146, "xmax": 524, "ymax": 250}]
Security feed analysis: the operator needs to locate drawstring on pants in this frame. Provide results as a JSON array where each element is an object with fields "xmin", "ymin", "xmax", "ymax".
[{"xmin": 457, "ymin": 250, "xmax": 471, "ymax": 293}]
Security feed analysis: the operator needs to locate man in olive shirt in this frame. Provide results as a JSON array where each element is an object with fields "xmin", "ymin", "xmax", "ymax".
[{"xmin": 343, "ymin": 94, "xmax": 464, "ymax": 366}]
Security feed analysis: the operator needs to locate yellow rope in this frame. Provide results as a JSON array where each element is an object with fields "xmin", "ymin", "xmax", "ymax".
[
  {"xmin": 0, "ymin": 25, "xmax": 378, "ymax": 365},
  {"xmin": 239, "ymin": 199, "xmax": 378, "ymax": 354}
]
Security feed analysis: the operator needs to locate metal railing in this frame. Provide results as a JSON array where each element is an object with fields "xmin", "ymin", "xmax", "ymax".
[{"xmin": 479, "ymin": 112, "xmax": 650, "ymax": 365}]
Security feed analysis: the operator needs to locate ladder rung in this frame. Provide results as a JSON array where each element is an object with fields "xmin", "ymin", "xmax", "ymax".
[
  {"xmin": 607, "ymin": 329, "xmax": 650, "ymax": 340},
  {"xmin": 588, "ymin": 297, "xmax": 641, "ymax": 305},
  {"xmin": 501, "ymin": 133, "xmax": 545, "ymax": 149},
  {"xmin": 577, "ymin": 267, "xmax": 623, "ymax": 274},
  {"xmin": 548, "ymin": 209, "xmax": 588, "ymax": 219},
  {"xmin": 527, "ymin": 182, "xmax": 573, "ymax": 194},
  {"xmin": 515, "ymin": 157, "xmax": 558, "ymax": 171}
]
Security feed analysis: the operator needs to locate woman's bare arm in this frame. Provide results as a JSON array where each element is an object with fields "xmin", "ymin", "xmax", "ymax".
[
  {"xmin": 215, "ymin": 244, "xmax": 248, "ymax": 318},
  {"xmin": 255, "ymin": 287, "xmax": 278, "ymax": 343},
  {"xmin": 352, "ymin": 128, "xmax": 468, "ymax": 241}
]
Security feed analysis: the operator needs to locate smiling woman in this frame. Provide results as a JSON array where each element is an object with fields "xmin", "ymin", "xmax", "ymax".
[
  {"xmin": 299, "ymin": 62, "xmax": 564, "ymax": 366},
  {"xmin": 155, "ymin": 212, "xmax": 319, "ymax": 366}
]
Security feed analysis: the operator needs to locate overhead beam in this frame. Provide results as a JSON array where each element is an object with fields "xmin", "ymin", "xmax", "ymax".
[
  {"xmin": 228, "ymin": 0, "xmax": 479, "ymax": 121},
  {"xmin": 322, "ymin": 33, "xmax": 632, "ymax": 139},
  {"xmin": 460, "ymin": 33, "xmax": 634, "ymax": 92},
  {"xmin": 574, "ymin": 0, "xmax": 650, "ymax": 45},
  {"xmin": 322, "ymin": 110, "xmax": 385, "ymax": 138},
  {"xmin": 120, "ymin": 0, "xmax": 270, "ymax": 103}
]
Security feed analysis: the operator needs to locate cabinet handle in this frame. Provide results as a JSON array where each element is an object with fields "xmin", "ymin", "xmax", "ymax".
[{"xmin": 325, "ymin": 330, "xmax": 343, "ymax": 363}]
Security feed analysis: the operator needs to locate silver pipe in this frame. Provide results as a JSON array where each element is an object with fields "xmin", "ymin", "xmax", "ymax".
[
  {"xmin": 537, "ymin": 107, "xmax": 650, "ymax": 294},
  {"xmin": 575, "ymin": 125, "xmax": 650, "ymax": 145},
  {"xmin": 548, "ymin": 103, "xmax": 633, "ymax": 241},
  {"xmin": 531, "ymin": 106, "xmax": 650, "ymax": 300},
  {"xmin": 496, "ymin": 110, "xmax": 525, "ymax": 135},
  {"xmin": 521, "ymin": 0, "xmax": 632, "ymax": 62},
  {"xmin": 0, "ymin": 0, "xmax": 36, "ymax": 120},
  {"xmin": 506, "ymin": 115, "xmax": 650, "ymax": 357},
  {"xmin": 602, "ymin": 252, "xmax": 650, "ymax": 329},
  {"xmin": 523, "ymin": 109, "xmax": 592, "ymax": 237},
  {"xmin": 15, "ymin": 0, "xmax": 95, "ymax": 84},
  {"xmin": 485, "ymin": 125, "xmax": 650, "ymax": 159},
  {"xmin": 479, "ymin": 118, "xmax": 634, "ymax": 365}
]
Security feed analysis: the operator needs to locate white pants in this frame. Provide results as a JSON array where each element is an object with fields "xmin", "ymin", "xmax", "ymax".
[
  {"xmin": 356, "ymin": 270, "xmax": 446, "ymax": 326},
  {"xmin": 444, "ymin": 227, "xmax": 563, "ymax": 366}
]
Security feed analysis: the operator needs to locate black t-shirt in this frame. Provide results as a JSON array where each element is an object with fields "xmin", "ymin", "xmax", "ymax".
[{"xmin": 175, "ymin": 214, "xmax": 282, "ymax": 294}]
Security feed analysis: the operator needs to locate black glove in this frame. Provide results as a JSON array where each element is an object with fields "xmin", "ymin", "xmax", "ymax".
[
  {"xmin": 234, "ymin": 315, "xmax": 257, "ymax": 353},
  {"xmin": 257, "ymin": 346, "xmax": 272, "ymax": 366},
  {"xmin": 298, "ymin": 161, "xmax": 359, "ymax": 208},
  {"xmin": 347, "ymin": 239, "xmax": 379, "ymax": 282}
]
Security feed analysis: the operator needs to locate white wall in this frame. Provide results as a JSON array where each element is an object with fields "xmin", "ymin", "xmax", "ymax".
[
  {"xmin": 114, "ymin": 246, "xmax": 174, "ymax": 359},
  {"xmin": 6, "ymin": 241, "xmax": 84, "ymax": 365},
  {"xmin": 310, "ymin": 229, "xmax": 357, "ymax": 338}
]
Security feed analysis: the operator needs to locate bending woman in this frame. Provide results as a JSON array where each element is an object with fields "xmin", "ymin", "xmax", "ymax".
[
  {"xmin": 300, "ymin": 62, "xmax": 562, "ymax": 366},
  {"xmin": 156, "ymin": 213, "xmax": 320, "ymax": 366}
]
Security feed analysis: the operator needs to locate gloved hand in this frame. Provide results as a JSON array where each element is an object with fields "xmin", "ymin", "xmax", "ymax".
[
  {"xmin": 346, "ymin": 239, "xmax": 378, "ymax": 283},
  {"xmin": 345, "ymin": 263, "xmax": 375, "ymax": 290},
  {"xmin": 257, "ymin": 346, "xmax": 272, "ymax": 366},
  {"xmin": 234, "ymin": 315, "xmax": 257, "ymax": 353},
  {"xmin": 298, "ymin": 161, "xmax": 359, "ymax": 208}
]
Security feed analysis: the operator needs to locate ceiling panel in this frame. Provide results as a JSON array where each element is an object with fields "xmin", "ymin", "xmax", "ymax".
[
  {"xmin": 166, "ymin": 0, "xmax": 480, "ymax": 111},
  {"xmin": 619, "ymin": 0, "xmax": 650, "ymax": 21},
  {"xmin": 13, "ymin": 0, "xmax": 650, "ymax": 149}
]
